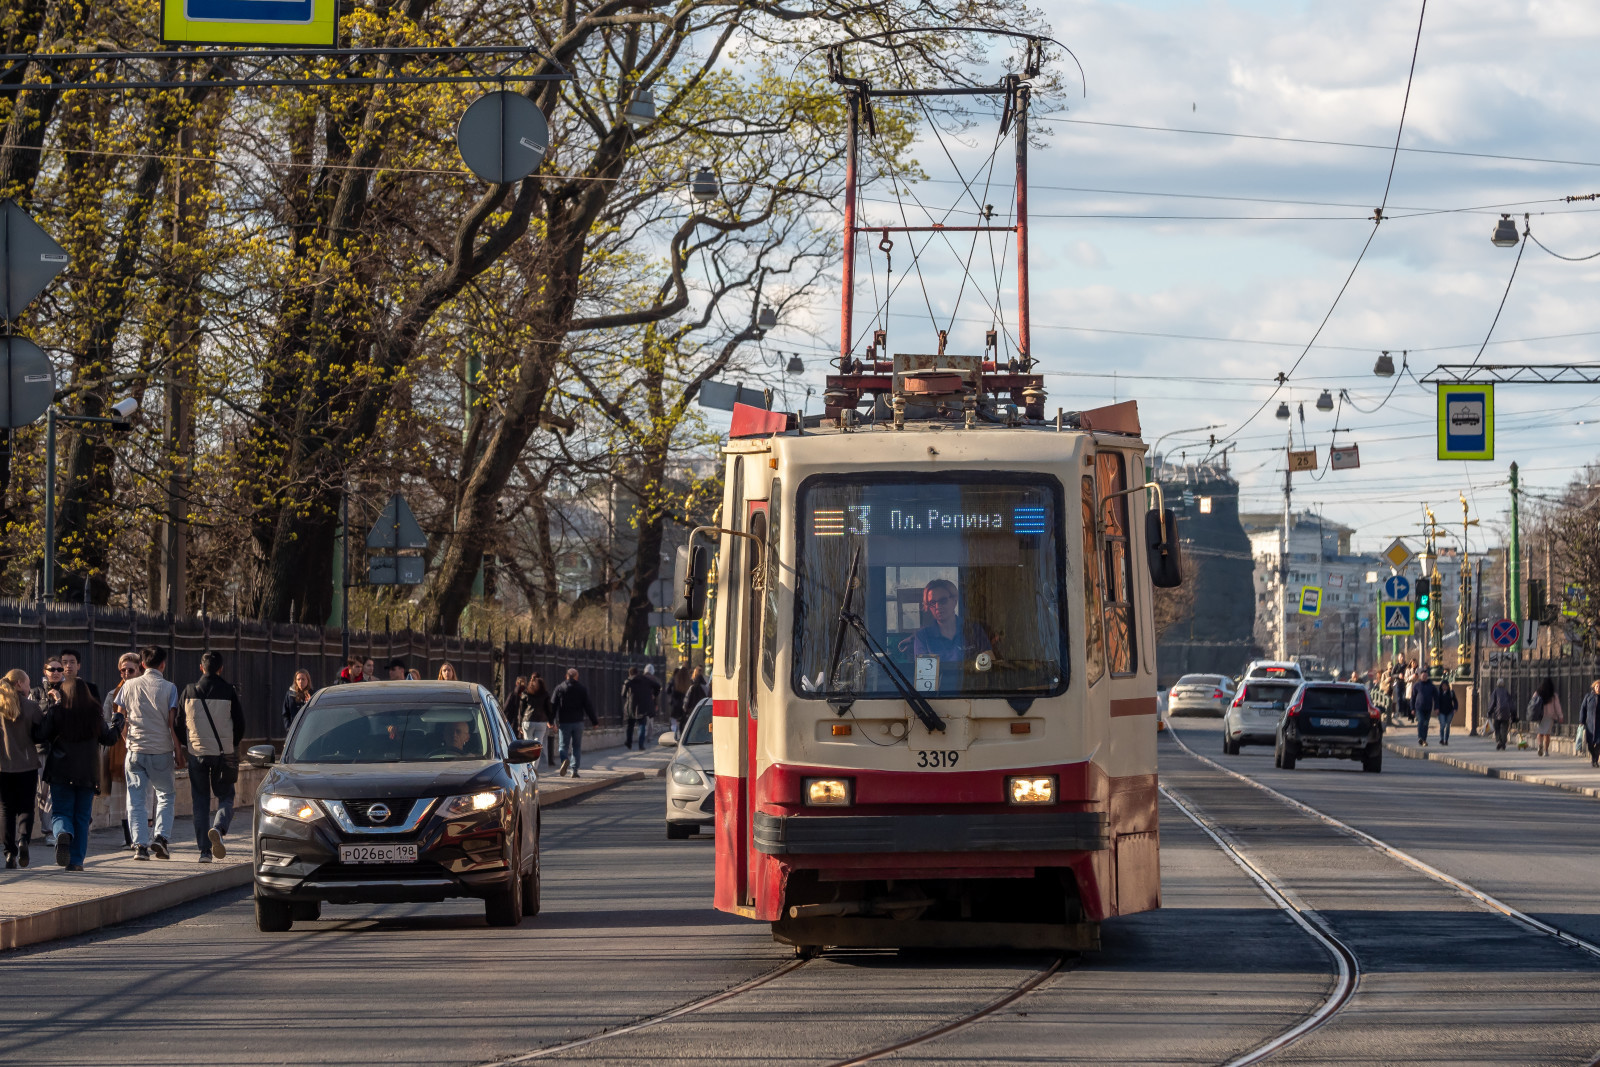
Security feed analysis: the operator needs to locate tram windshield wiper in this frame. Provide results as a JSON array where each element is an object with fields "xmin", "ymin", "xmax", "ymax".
[{"xmin": 825, "ymin": 548, "xmax": 946, "ymax": 734}]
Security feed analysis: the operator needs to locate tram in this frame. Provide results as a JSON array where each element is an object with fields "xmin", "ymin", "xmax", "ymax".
[{"xmin": 671, "ymin": 36, "xmax": 1183, "ymax": 953}]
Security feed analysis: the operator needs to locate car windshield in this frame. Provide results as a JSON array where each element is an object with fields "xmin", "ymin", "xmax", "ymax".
[
  {"xmin": 1242, "ymin": 682, "xmax": 1298, "ymax": 707},
  {"xmin": 1303, "ymin": 687, "xmax": 1369, "ymax": 713},
  {"xmin": 682, "ymin": 699, "xmax": 713, "ymax": 746},
  {"xmin": 792, "ymin": 474, "xmax": 1065, "ymax": 699},
  {"xmin": 286, "ymin": 703, "xmax": 492, "ymax": 763}
]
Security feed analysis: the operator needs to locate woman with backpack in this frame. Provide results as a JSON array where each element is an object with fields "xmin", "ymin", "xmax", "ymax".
[
  {"xmin": 36, "ymin": 678, "xmax": 124, "ymax": 869},
  {"xmin": 1532, "ymin": 677, "xmax": 1563, "ymax": 757}
]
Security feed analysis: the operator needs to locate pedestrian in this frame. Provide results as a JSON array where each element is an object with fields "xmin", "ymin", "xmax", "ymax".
[
  {"xmin": 1488, "ymin": 678, "xmax": 1516, "ymax": 750},
  {"xmin": 0, "ymin": 669, "xmax": 43, "ymax": 868},
  {"xmin": 669, "ymin": 664, "xmax": 690, "ymax": 732},
  {"xmin": 406, "ymin": 668, "xmax": 421, "ymax": 680},
  {"xmin": 59, "ymin": 648, "xmax": 101, "ymax": 704},
  {"xmin": 1533, "ymin": 677, "xmax": 1564, "ymax": 757},
  {"xmin": 1579, "ymin": 679, "xmax": 1600, "ymax": 768},
  {"xmin": 684, "ymin": 666, "xmax": 708, "ymax": 720},
  {"xmin": 284, "ymin": 669, "xmax": 314, "ymax": 730},
  {"xmin": 520, "ymin": 674, "xmax": 552, "ymax": 759},
  {"xmin": 438, "ymin": 662, "xmax": 459, "ymax": 682},
  {"xmin": 105, "ymin": 654, "xmax": 142, "ymax": 845},
  {"xmin": 386, "ymin": 658, "xmax": 407, "ymax": 680},
  {"xmin": 549, "ymin": 668, "xmax": 597, "ymax": 778},
  {"xmin": 37, "ymin": 678, "xmax": 124, "ymax": 870},
  {"xmin": 1436, "ymin": 677, "xmax": 1458, "ymax": 746},
  {"xmin": 33, "ymin": 656, "xmax": 65, "ymax": 846},
  {"xmin": 363, "ymin": 657, "xmax": 378, "ymax": 683},
  {"xmin": 178, "ymin": 651, "xmax": 243, "ymax": 862},
  {"xmin": 621, "ymin": 666, "xmax": 661, "ymax": 750},
  {"xmin": 337, "ymin": 656, "xmax": 365, "ymax": 684},
  {"xmin": 1412, "ymin": 670, "xmax": 1438, "ymax": 747},
  {"xmin": 114, "ymin": 646, "xmax": 184, "ymax": 861}
]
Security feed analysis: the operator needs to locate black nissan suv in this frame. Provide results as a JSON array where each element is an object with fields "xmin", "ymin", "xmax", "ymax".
[
  {"xmin": 246, "ymin": 681, "xmax": 543, "ymax": 931},
  {"xmin": 1274, "ymin": 681, "xmax": 1384, "ymax": 773}
]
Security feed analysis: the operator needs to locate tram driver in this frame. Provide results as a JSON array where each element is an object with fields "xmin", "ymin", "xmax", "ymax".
[{"xmin": 913, "ymin": 579, "xmax": 993, "ymax": 667}]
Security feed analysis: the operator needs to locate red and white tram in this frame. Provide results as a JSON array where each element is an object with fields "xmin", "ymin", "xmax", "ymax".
[{"xmin": 670, "ymin": 37, "xmax": 1184, "ymax": 953}]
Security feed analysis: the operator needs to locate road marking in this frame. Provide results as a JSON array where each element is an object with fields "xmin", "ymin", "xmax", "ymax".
[
  {"xmin": 1166, "ymin": 724, "xmax": 1600, "ymax": 963},
  {"xmin": 1160, "ymin": 785, "xmax": 1358, "ymax": 1066}
]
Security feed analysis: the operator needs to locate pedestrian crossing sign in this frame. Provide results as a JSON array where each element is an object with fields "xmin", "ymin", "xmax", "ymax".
[
  {"xmin": 674, "ymin": 620, "xmax": 704, "ymax": 649},
  {"xmin": 1379, "ymin": 600, "xmax": 1415, "ymax": 636},
  {"xmin": 1298, "ymin": 586, "xmax": 1323, "ymax": 616}
]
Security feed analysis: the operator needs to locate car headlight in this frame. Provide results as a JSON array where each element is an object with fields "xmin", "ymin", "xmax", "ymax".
[
  {"xmin": 260, "ymin": 794, "xmax": 321, "ymax": 822},
  {"xmin": 670, "ymin": 761, "xmax": 706, "ymax": 787},
  {"xmin": 441, "ymin": 789, "xmax": 506, "ymax": 818}
]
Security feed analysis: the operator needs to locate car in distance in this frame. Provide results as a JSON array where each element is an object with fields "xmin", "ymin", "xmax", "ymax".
[
  {"xmin": 1166, "ymin": 674, "xmax": 1235, "ymax": 717},
  {"xmin": 664, "ymin": 698, "xmax": 713, "ymax": 839},
  {"xmin": 1243, "ymin": 659, "xmax": 1304, "ymax": 682},
  {"xmin": 1222, "ymin": 678, "xmax": 1301, "ymax": 754},
  {"xmin": 245, "ymin": 681, "xmax": 543, "ymax": 931},
  {"xmin": 1274, "ymin": 682, "xmax": 1383, "ymax": 772}
]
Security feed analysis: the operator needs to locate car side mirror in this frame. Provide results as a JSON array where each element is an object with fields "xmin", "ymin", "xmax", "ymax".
[
  {"xmin": 1146, "ymin": 508, "xmax": 1184, "ymax": 588},
  {"xmin": 658, "ymin": 731, "xmax": 678, "ymax": 747},
  {"xmin": 244, "ymin": 744, "xmax": 276, "ymax": 767},
  {"xmin": 508, "ymin": 739, "xmax": 542, "ymax": 764},
  {"xmin": 673, "ymin": 544, "xmax": 710, "ymax": 620}
]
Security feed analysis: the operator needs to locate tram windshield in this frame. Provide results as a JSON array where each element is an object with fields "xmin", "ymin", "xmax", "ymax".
[{"xmin": 792, "ymin": 474, "xmax": 1066, "ymax": 699}]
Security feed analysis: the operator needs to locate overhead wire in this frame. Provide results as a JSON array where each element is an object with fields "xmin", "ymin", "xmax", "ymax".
[{"xmin": 1467, "ymin": 222, "xmax": 1528, "ymax": 368}]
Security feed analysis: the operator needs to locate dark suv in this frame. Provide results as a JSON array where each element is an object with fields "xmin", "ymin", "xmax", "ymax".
[
  {"xmin": 1274, "ymin": 682, "xmax": 1383, "ymax": 772},
  {"xmin": 245, "ymin": 681, "xmax": 543, "ymax": 931}
]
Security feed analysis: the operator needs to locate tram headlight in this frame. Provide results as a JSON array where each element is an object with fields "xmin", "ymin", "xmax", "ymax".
[
  {"xmin": 803, "ymin": 778, "xmax": 853, "ymax": 806},
  {"xmin": 1007, "ymin": 776, "xmax": 1056, "ymax": 805}
]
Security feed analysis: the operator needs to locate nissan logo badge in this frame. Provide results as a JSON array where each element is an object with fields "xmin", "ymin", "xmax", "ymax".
[{"xmin": 368, "ymin": 803, "xmax": 391, "ymax": 823}]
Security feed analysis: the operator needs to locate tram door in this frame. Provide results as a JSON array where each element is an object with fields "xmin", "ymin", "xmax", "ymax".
[{"xmin": 739, "ymin": 501, "xmax": 769, "ymax": 910}]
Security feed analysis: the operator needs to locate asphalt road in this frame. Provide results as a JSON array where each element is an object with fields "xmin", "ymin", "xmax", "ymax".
[{"xmin": 2, "ymin": 735, "xmax": 1599, "ymax": 1066}]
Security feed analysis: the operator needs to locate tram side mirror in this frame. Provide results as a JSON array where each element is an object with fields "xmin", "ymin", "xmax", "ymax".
[
  {"xmin": 1146, "ymin": 509, "xmax": 1184, "ymax": 588},
  {"xmin": 673, "ymin": 544, "xmax": 710, "ymax": 620}
]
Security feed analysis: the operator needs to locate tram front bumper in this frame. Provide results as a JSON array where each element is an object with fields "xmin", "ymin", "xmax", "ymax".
[{"xmin": 753, "ymin": 810, "xmax": 1108, "ymax": 855}]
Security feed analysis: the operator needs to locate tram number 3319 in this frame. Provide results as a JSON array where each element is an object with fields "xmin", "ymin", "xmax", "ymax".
[{"xmin": 916, "ymin": 750, "xmax": 960, "ymax": 768}]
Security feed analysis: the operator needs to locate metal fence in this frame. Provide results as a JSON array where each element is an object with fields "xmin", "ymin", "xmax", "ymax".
[
  {"xmin": 1474, "ymin": 653, "xmax": 1600, "ymax": 734},
  {"xmin": 0, "ymin": 600, "xmax": 660, "ymax": 747}
]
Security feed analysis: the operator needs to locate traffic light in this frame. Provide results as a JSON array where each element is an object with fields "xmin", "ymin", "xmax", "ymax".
[{"xmin": 1415, "ymin": 577, "xmax": 1432, "ymax": 622}]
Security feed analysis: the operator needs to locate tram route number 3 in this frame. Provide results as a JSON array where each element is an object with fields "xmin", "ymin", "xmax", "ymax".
[{"xmin": 916, "ymin": 750, "xmax": 960, "ymax": 768}]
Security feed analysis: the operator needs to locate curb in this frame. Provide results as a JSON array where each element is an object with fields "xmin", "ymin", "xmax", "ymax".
[
  {"xmin": 1384, "ymin": 741, "xmax": 1600, "ymax": 800},
  {"xmin": 1, "ymin": 861, "xmax": 252, "ymax": 953},
  {"xmin": 540, "ymin": 770, "xmax": 647, "ymax": 809}
]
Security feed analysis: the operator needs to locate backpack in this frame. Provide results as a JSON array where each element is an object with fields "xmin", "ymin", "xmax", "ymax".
[{"xmin": 1527, "ymin": 692, "xmax": 1544, "ymax": 719}]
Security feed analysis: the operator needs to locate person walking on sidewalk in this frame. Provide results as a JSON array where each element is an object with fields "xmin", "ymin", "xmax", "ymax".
[
  {"xmin": 684, "ymin": 667, "xmax": 708, "ymax": 720},
  {"xmin": 1533, "ymin": 677, "xmax": 1564, "ymax": 757},
  {"xmin": 1436, "ymin": 679, "xmax": 1458, "ymax": 746},
  {"xmin": 178, "ymin": 652, "xmax": 245, "ymax": 862},
  {"xmin": 621, "ymin": 666, "xmax": 661, "ymax": 751},
  {"xmin": 0, "ymin": 669, "xmax": 43, "ymax": 868},
  {"xmin": 550, "ymin": 669, "xmax": 597, "ymax": 778},
  {"xmin": 1578, "ymin": 679, "xmax": 1600, "ymax": 768},
  {"xmin": 1412, "ymin": 670, "xmax": 1439, "ymax": 747},
  {"xmin": 519, "ymin": 675, "xmax": 553, "ymax": 763},
  {"xmin": 115, "ymin": 647, "xmax": 184, "ymax": 861},
  {"xmin": 284, "ymin": 669, "xmax": 314, "ymax": 730},
  {"xmin": 1489, "ymin": 679, "xmax": 1516, "ymax": 750},
  {"xmin": 37, "ymin": 679, "xmax": 123, "ymax": 871}
]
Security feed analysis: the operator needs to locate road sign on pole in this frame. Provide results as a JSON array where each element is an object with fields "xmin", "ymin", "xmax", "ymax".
[
  {"xmin": 1489, "ymin": 618, "xmax": 1520, "ymax": 648},
  {"xmin": 1288, "ymin": 449, "xmax": 1318, "ymax": 473},
  {"xmin": 367, "ymin": 493, "xmax": 428, "ymax": 586},
  {"xmin": 1298, "ymin": 586, "xmax": 1323, "ymax": 616},
  {"xmin": 161, "ymin": 0, "xmax": 339, "ymax": 46},
  {"xmin": 1382, "ymin": 538, "xmax": 1414, "ymax": 569},
  {"xmin": 1437, "ymin": 383, "xmax": 1494, "ymax": 460},
  {"xmin": 0, "ymin": 335, "xmax": 55, "ymax": 429},
  {"xmin": 1382, "ymin": 574, "xmax": 1411, "ymax": 600},
  {"xmin": 1, "ymin": 199, "xmax": 69, "ymax": 321},
  {"xmin": 456, "ymin": 91, "xmax": 549, "ymax": 184},
  {"xmin": 1330, "ymin": 444, "xmax": 1360, "ymax": 470},
  {"xmin": 1379, "ymin": 601, "xmax": 1415, "ymax": 636}
]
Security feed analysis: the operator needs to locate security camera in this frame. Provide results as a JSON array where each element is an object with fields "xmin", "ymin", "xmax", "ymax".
[{"xmin": 109, "ymin": 397, "xmax": 138, "ymax": 420}]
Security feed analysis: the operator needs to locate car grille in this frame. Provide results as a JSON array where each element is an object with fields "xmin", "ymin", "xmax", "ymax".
[
  {"xmin": 342, "ymin": 799, "xmax": 420, "ymax": 828},
  {"xmin": 698, "ymin": 792, "xmax": 716, "ymax": 815},
  {"xmin": 309, "ymin": 861, "xmax": 443, "ymax": 882}
]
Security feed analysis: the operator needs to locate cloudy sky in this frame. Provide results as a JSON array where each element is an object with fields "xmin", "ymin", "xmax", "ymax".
[{"xmin": 761, "ymin": 0, "xmax": 1600, "ymax": 556}]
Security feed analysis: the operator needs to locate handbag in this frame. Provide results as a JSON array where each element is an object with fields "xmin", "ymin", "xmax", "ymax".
[{"xmin": 196, "ymin": 693, "xmax": 240, "ymax": 785}]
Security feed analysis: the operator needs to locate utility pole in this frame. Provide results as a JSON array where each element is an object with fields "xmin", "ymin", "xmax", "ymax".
[
  {"xmin": 1509, "ymin": 461, "xmax": 1522, "ymax": 625},
  {"xmin": 1278, "ymin": 418, "xmax": 1294, "ymax": 660},
  {"xmin": 1458, "ymin": 494, "xmax": 1480, "ymax": 676}
]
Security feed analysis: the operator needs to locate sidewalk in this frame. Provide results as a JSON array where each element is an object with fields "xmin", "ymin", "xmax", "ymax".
[
  {"xmin": 1385, "ymin": 729, "xmax": 1600, "ymax": 800},
  {"xmin": 1, "ymin": 742, "xmax": 673, "ymax": 952}
]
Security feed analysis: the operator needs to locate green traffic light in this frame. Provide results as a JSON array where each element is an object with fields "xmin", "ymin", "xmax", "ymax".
[{"xmin": 1416, "ymin": 593, "xmax": 1431, "ymax": 621}]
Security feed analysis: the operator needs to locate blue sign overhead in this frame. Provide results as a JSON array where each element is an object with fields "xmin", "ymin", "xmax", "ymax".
[
  {"xmin": 1437, "ymin": 383, "xmax": 1494, "ymax": 461},
  {"xmin": 1490, "ymin": 618, "xmax": 1520, "ymax": 648},
  {"xmin": 1383, "ymin": 574, "xmax": 1410, "ymax": 600},
  {"xmin": 163, "ymin": 0, "xmax": 337, "ymax": 45}
]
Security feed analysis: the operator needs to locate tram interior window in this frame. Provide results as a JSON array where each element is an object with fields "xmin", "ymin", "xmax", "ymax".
[
  {"xmin": 1096, "ymin": 452, "xmax": 1137, "ymax": 676},
  {"xmin": 1081, "ymin": 474, "xmax": 1106, "ymax": 686},
  {"xmin": 793, "ymin": 475, "xmax": 1066, "ymax": 699}
]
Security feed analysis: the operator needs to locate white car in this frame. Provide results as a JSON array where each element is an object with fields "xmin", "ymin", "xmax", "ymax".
[
  {"xmin": 1223, "ymin": 677, "xmax": 1302, "ymax": 754},
  {"xmin": 1166, "ymin": 674, "xmax": 1235, "ymax": 717},
  {"xmin": 1242, "ymin": 659, "xmax": 1304, "ymax": 683},
  {"xmin": 663, "ymin": 698, "xmax": 713, "ymax": 839}
]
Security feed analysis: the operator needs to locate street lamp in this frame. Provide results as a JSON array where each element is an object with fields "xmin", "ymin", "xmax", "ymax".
[
  {"xmin": 1315, "ymin": 389, "xmax": 1334, "ymax": 412},
  {"xmin": 1146, "ymin": 422, "xmax": 1223, "ymax": 480},
  {"xmin": 690, "ymin": 168, "xmax": 719, "ymax": 203},
  {"xmin": 624, "ymin": 87, "xmax": 656, "ymax": 126},
  {"xmin": 44, "ymin": 396, "xmax": 139, "ymax": 600},
  {"xmin": 1275, "ymin": 402, "xmax": 1291, "ymax": 420},
  {"xmin": 1373, "ymin": 350, "xmax": 1395, "ymax": 377},
  {"xmin": 785, "ymin": 355, "xmax": 804, "ymax": 375},
  {"xmin": 1491, "ymin": 214, "xmax": 1520, "ymax": 248}
]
